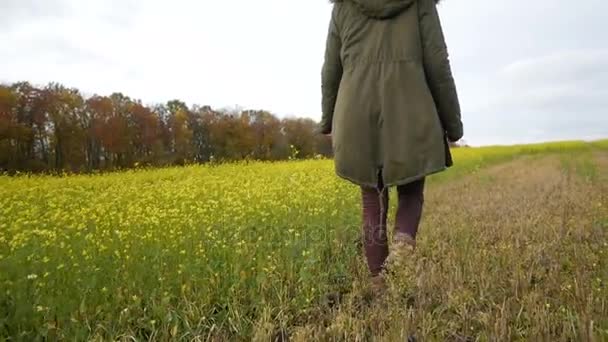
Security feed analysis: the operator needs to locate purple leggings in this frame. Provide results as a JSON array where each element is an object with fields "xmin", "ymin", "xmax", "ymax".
[{"xmin": 361, "ymin": 178, "xmax": 425, "ymax": 276}]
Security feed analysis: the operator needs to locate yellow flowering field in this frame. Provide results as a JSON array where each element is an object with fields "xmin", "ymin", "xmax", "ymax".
[{"xmin": 1, "ymin": 140, "xmax": 607, "ymax": 340}]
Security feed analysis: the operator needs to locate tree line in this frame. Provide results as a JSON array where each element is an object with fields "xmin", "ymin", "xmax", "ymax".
[{"xmin": 0, "ymin": 82, "xmax": 332, "ymax": 173}]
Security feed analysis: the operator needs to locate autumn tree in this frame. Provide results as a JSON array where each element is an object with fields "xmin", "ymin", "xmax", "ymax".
[
  {"xmin": 281, "ymin": 118, "xmax": 317, "ymax": 159},
  {"xmin": 190, "ymin": 105, "xmax": 215, "ymax": 162},
  {"xmin": 246, "ymin": 110, "xmax": 283, "ymax": 160},
  {"xmin": 40, "ymin": 84, "xmax": 88, "ymax": 170},
  {"xmin": 163, "ymin": 100, "xmax": 193, "ymax": 164},
  {"xmin": 130, "ymin": 101, "xmax": 162, "ymax": 164},
  {"xmin": 7, "ymin": 82, "xmax": 39, "ymax": 170},
  {"xmin": 0, "ymin": 85, "xmax": 19, "ymax": 170}
]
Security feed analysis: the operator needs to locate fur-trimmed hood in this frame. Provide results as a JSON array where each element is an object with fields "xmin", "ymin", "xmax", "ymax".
[{"xmin": 330, "ymin": 0, "xmax": 441, "ymax": 19}]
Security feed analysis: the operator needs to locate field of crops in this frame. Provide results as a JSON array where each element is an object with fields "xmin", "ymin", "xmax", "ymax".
[{"xmin": 1, "ymin": 140, "xmax": 607, "ymax": 340}]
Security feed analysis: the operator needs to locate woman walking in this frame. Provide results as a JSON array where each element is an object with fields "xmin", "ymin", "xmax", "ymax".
[{"xmin": 319, "ymin": 0, "xmax": 463, "ymax": 291}]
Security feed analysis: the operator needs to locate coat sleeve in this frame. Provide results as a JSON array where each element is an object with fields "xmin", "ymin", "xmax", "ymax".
[
  {"xmin": 418, "ymin": 0, "xmax": 463, "ymax": 142},
  {"xmin": 318, "ymin": 7, "xmax": 343, "ymax": 135}
]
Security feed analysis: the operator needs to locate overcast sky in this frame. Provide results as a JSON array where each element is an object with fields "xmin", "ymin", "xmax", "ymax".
[{"xmin": 1, "ymin": 0, "xmax": 607, "ymax": 145}]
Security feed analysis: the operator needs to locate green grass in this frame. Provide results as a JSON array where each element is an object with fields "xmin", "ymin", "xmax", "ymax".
[
  {"xmin": 0, "ymin": 139, "xmax": 607, "ymax": 340},
  {"xmin": 591, "ymin": 139, "xmax": 608, "ymax": 150},
  {"xmin": 433, "ymin": 139, "xmax": 602, "ymax": 182}
]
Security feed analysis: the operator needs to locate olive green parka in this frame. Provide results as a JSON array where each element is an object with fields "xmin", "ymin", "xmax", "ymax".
[{"xmin": 319, "ymin": 0, "xmax": 463, "ymax": 187}]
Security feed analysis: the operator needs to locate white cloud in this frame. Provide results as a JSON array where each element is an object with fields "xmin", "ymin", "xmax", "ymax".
[
  {"xmin": 501, "ymin": 50, "xmax": 608, "ymax": 86},
  {"xmin": 0, "ymin": 0, "xmax": 68, "ymax": 29},
  {"xmin": 478, "ymin": 49, "xmax": 608, "ymax": 112}
]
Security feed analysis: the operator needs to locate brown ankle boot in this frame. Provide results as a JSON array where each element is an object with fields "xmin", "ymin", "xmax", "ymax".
[
  {"xmin": 370, "ymin": 274, "xmax": 387, "ymax": 294},
  {"xmin": 386, "ymin": 233, "xmax": 416, "ymax": 268}
]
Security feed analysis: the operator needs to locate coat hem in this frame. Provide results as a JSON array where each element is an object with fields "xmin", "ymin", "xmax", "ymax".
[
  {"xmin": 335, "ymin": 165, "xmax": 447, "ymax": 188},
  {"xmin": 335, "ymin": 170, "xmax": 378, "ymax": 188},
  {"xmin": 384, "ymin": 166, "xmax": 447, "ymax": 187}
]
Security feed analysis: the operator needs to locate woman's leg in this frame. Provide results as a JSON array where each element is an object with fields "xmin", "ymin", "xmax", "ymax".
[
  {"xmin": 361, "ymin": 186, "xmax": 389, "ymax": 276},
  {"xmin": 394, "ymin": 178, "xmax": 426, "ymax": 246}
]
